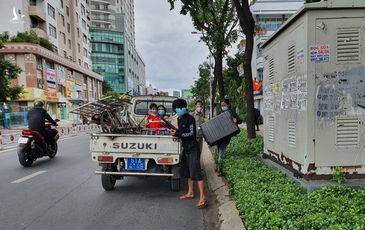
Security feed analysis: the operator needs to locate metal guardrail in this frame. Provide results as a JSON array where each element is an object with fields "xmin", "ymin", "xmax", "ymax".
[{"xmin": 0, "ymin": 124, "xmax": 101, "ymax": 150}]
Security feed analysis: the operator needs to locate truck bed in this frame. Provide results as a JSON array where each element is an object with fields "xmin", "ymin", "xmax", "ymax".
[{"xmin": 90, "ymin": 133, "xmax": 181, "ymax": 155}]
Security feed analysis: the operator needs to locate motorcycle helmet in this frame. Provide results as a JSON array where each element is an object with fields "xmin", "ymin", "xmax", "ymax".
[{"xmin": 34, "ymin": 100, "xmax": 44, "ymax": 108}]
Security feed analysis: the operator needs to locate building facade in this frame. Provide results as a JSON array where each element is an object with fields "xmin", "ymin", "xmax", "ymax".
[
  {"xmin": 0, "ymin": 0, "xmax": 93, "ymax": 69},
  {"xmin": 0, "ymin": 43, "xmax": 103, "ymax": 122},
  {"xmin": 0, "ymin": 0, "xmax": 100, "ymax": 124},
  {"xmin": 237, "ymin": 0, "xmax": 304, "ymax": 112},
  {"xmin": 90, "ymin": 0, "xmax": 145, "ymax": 95},
  {"xmin": 91, "ymin": 29, "xmax": 125, "ymax": 92}
]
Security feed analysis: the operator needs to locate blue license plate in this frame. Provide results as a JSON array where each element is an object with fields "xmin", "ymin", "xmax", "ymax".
[{"xmin": 127, "ymin": 158, "xmax": 145, "ymax": 170}]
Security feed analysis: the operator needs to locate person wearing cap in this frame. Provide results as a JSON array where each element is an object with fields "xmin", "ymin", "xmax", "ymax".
[{"xmin": 170, "ymin": 99, "xmax": 207, "ymax": 209}]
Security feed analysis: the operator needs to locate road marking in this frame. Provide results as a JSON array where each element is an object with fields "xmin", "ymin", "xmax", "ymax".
[{"xmin": 11, "ymin": 171, "xmax": 47, "ymax": 184}]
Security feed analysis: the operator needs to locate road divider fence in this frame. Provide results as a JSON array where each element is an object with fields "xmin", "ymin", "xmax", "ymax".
[{"xmin": 0, "ymin": 124, "xmax": 101, "ymax": 150}]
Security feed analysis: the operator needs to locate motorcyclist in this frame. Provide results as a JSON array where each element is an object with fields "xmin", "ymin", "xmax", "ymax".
[{"xmin": 27, "ymin": 100, "xmax": 58, "ymax": 150}]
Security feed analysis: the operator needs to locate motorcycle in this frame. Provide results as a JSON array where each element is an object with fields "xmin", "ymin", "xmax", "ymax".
[{"xmin": 17, "ymin": 120, "xmax": 60, "ymax": 167}]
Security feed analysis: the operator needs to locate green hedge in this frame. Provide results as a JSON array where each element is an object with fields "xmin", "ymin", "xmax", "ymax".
[{"xmin": 219, "ymin": 130, "xmax": 365, "ymax": 230}]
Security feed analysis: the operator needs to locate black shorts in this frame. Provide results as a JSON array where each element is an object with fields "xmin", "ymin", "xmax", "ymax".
[{"xmin": 180, "ymin": 143, "xmax": 203, "ymax": 181}]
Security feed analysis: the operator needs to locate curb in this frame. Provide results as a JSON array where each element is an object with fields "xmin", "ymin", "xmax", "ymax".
[{"xmin": 201, "ymin": 142, "xmax": 246, "ymax": 230}]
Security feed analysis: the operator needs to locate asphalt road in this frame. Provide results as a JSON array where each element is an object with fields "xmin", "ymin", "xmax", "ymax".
[{"xmin": 0, "ymin": 135, "xmax": 211, "ymax": 230}]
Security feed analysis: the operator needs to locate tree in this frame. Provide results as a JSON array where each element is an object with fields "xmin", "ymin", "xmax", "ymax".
[
  {"xmin": 191, "ymin": 61, "xmax": 211, "ymax": 116},
  {"xmin": 168, "ymin": 0, "xmax": 238, "ymax": 105},
  {"xmin": 0, "ymin": 38, "xmax": 23, "ymax": 102},
  {"xmin": 232, "ymin": 0, "xmax": 256, "ymax": 138},
  {"xmin": 102, "ymin": 80, "xmax": 114, "ymax": 95},
  {"xmin": 223, "ymin": 54, "xmax": 246, "ymax": 121}
]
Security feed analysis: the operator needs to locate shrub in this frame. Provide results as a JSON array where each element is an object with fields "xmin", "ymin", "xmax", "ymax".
[
  {"xmin": 219, "ymin": 130, "xmax": 365, "ymax": 229},
  {"xmin": 9, "ymin": 31, "xmax": 53, "ymax": 51}
]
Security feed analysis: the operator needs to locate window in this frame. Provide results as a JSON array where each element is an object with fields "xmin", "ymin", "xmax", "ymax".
[
  {"xmin": 68, "ymin": 39, "xmax": 71, "ymax": 49},
  {"xmin": 104, "ymin": 4, "xmax": 108, "ymax": 10},
  {"xmin": 63, "ymin": 50, "xmax": 67, "ymax": 57},
  {"xmin": 48, "ymin": 4, "xmax": 55, "ymax": 19},
  {"xmin": 83, "ymin": 34, "xmax": 87, "ymax": 43},
  {"xmin": 75, "ymin": 0, "xmax": 78, "ymax": 6},
  {"xmin": 60, "ymin": 0, "xmax": 63, "ymax": 8},
  {"xmin": 82, "ymin": 19, "xmax": 86, "ymax": 29},
  {"xmin": 134, "ymin": 100, "xmax": 174, "ymax": 115},
  {"xmin": 76, "ymin": 13, "xmax": 79, "ymax": 23},
  {"xmin": 66, "ymin": 6, "xmax": 69, "ymax": 17},
  {"xmin": 67, "ymin": 23, "xmax": 71, "ymax": 33},
  {"xmin": 77, "ymin": 28, "xmax": 80, "ymax": 38},
  {"xmin": 95, "ymin": 5, "xmax": 100, "ymax": 10},
  {"xmin": 81, "ymin": 4, "xmax": 85, "ymax": 16},
  {"xmin": 61, "ymin": 32, "xmax": 66, "ymax": 44},
  {"xmin": 83, "ymin": 48, "xmax": 88, "ymax": 57},
  {"xmin": 78, "ymin": 59, "xmax": 81, "ymax": 65},
  {"xmin": 52, "ymin": 45, "xmax": 58, "ymax": 53},
  {"xmin": 77, "ymin": 43, "xmax": 81, "ymax": 53},
  {"xmin": 49, "ymin": 24, "xmax": 57, "ymax": 38},
  {"xmin": 61, "ymin": 15, "xmax": 65, "ymax": 26}
]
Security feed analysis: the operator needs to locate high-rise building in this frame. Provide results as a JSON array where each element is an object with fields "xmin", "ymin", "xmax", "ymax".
[
  {"xmin": 237, "ymin": 0, "xmax": 304, "ymax": 112},
  {"xmin": 90, "ymin": 0, "xmax": 145, "ymax": 95},
  {"xmin": 0, "ymin": 0, "xmax": 93, "ymax": 69}
]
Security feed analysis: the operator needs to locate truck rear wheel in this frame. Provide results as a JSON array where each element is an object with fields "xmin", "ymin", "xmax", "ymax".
[
  {"xmin": 101, "ymin": 167, "xmax": 116, "ymax": 191},
  {"xmin": 171, "ymin": 178, "xmax": 180, "ymax": 192}
]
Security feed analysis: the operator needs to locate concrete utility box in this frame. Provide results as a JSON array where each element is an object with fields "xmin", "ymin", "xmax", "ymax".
[{"xmin": 262, "ymin": 0, "xmax": 365, "ymax": 180}]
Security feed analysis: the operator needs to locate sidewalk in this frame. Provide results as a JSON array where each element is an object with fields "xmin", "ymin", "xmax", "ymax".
[
  {"xmin": 201, "ymin": 142, "xmax": 246, "ymax": 230},
  {"xmin": 238, "ymin": 123, "xmax": 263, "ymax": 136}
]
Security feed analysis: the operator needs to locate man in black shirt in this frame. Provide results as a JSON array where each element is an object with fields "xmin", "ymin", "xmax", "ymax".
[
  {"xmin": 27, "ymin": 100, "xmax": 58, "ymax": 147},
  {"xmin": 171, "ymin": 99, "xmax": 207, "ymax": 208}
]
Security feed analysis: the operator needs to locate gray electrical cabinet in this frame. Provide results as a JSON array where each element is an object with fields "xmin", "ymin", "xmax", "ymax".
[{"xmin": 262, "ymin": 0, "xmax": 365, "ymax": 180}]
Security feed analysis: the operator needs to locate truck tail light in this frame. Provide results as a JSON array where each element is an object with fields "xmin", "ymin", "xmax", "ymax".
[
  {"xmin": 97, "ymin": 155, "xmax": 113, "ymax": 162},
  {"xmin": 23, "ymin": 130, "xmax": 33, "ymax": 135},
  {"xmin": 157, "ymin": 157, "xmax": 173, "ymax": 164}
]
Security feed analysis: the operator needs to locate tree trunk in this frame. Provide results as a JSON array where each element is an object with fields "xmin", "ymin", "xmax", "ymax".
[
  {"xmin": 243, "ymin": 32, "xmax": 256, "ymax": 139},
  {"xmin": 233, "ymin": 0, "xmax": 256, "ymax": 139},
  {"xmin": 214, "ymin": 49, "xmax": 225, "ymax": 100}
]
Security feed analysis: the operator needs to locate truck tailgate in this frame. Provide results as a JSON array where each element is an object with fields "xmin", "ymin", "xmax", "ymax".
[{"xmin": 90, "ymin": 133, "xmax": 181, "ymax": 155}]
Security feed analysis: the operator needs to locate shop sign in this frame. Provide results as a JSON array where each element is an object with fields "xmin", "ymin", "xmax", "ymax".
[
  {"xmin": 47, "ymin": 82, "xmax": 57, "ymax": 92},
  {"xmin": 47, "ymin": 68, "xmax": 57, "ymax": 82},
  {"xmin": 45, "ymin": 91, "xmax": 59, "ymax": 101}
]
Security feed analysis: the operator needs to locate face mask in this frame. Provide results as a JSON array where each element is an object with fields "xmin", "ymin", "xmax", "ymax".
[
  {"xmin": 196, "ymin": 107, "xmax": 202, "ymax": 113},
  {"xmin": 150, "ymin": 109, "xmax": 157, "ymax": 114},
  {"xmin": 158, "ymin": 110, "xmax": 165, "ymax": 116},
  {"xmin": 221, "ymin": 106, "xmax": 229, "ymax": 111},
  {"xmin": 176, "ymin": 108, "xmax": 187, "ymax": 117}
]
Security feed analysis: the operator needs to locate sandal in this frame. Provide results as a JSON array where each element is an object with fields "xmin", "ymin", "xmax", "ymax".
[
  {"xmin": 179, "ymin": 194, "xmax": 194, "ymax": 200},
  {"xmin": 196, "ymin": 199, "xmax": 208, "ymax": 209}
]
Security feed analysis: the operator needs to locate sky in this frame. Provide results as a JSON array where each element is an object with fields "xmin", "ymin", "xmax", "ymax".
[{"xmin": 134, "ymin": 0, "xmax": 210, "ymax": 91}]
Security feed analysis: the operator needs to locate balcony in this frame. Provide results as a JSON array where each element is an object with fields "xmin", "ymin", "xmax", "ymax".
[
  {"xmin": 31, "ymin": 28, "xmax": 47, "ymax": 38},
  {"xmin": 29, "ymin": 5, "xmax": 46, "ymax": 22}
]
